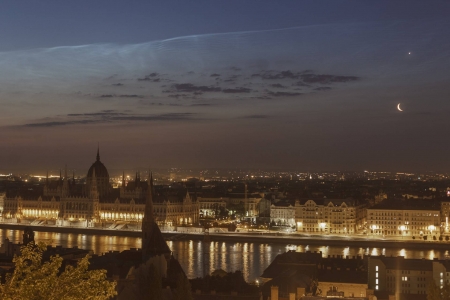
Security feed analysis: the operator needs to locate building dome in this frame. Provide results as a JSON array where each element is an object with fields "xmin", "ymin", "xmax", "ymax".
[
  {"xmin": 87, "ymin": 160, "xmax": 109, "ymax": 179},
  {"xmin": 86, "ymin": 148, "xmax": 110, "ymax": 198}
]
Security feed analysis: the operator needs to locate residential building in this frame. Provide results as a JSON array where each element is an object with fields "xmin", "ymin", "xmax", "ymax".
[
  {"xmin": 368, "ymin": 255, "xmax": 450, "ymax": 300},
  {"xmin": 441, "ymin": 201, "xmax": 450, "ymax": 233},
  {"xmin": 295, "ymin": 199, "xmax": 364, "ymax": 234},
  {"xmin": 367, "ymin": 200, "xmax": 440, "ymax": 238},
  {"xmin": 197, "ymin": 196, "xmax": 227, "ymax": 218},
  {"xmin": 270, "ymin": 201, "xmax": 295, "ymax": 226}
]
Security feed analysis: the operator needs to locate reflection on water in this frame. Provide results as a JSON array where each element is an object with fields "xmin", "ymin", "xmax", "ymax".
[{"xmin": 0, "ymin": 229, "xmax": 448, "ymax": 281}]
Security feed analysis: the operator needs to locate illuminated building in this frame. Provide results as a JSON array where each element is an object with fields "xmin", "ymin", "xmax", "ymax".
[
  {"xmin": 367, "ymin": 200, "xmax": 440, "ymax": 238},
  {"xmin": 441, "ymin": 201, "xmax": 450, "ymax": 233},
  {"xmin": 197, "ymin": 196, "xmax": 227, "ymax": 218},
  {"xmin": 2, "ymin": 149, "xmax": 199, "ymax": 228},
  {"xmin": 270, "ymin": 201, "xmax": 295, "ymax": 227},
  {"xmin": 368, "ymin": 256, "xmax": 450, "ymax": 299},
  {"xmin": 294, "ymin": 199, "xmax": 365, "ymax": 234},
  {"xmin": 228, "ymin": 192, "xmax": 261, "ymax": 221}
]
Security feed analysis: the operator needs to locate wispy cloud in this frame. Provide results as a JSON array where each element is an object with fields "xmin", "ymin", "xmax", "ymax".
[
  {"xmin": 23, "ymin": 111, "xmax": 199, "ymax": 127},
  {"xmin": 241, "ymin": 114, "xmax": 270, "ymax": 119}
]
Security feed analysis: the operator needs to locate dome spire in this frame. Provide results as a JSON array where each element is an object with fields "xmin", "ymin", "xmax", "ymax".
[{"xmin": 96, "ymin": 144, "xmax": 100, "ymax": 161}]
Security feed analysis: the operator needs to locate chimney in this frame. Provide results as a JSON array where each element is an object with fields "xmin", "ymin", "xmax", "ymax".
[
  {"xmin": 271, "ymin": 286, "xmax": 279, "ymax": 300},
  {"xmin": 297, "ymin": 287, "xmax": 306, "ymax": 298}
]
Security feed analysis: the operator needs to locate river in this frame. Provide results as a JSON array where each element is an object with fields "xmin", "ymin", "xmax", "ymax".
[{"xmin": 1, "ymin": 229, "xmax": 448, "ymax": 282}]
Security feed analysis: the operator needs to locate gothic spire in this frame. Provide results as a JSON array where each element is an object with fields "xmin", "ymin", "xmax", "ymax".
[
  {"xmin": 144, "ymin": 171, "xmax": 154, "ymax": 222},
  {"xmin": 96, "ymin": 144, "xmax": 100, "ymax": 161},
  {"xmin": 62, "ymin": 165, "xmax": 69, "ymax": 197},
  {"xmin": 141, "ymin": 170, "xmax": 170, "ymax": 262}
]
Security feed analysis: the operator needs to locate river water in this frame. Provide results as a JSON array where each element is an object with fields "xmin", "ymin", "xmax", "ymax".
[{"xmin": 1, "ymin": 229, "xmax": 449, "ymax": 282}]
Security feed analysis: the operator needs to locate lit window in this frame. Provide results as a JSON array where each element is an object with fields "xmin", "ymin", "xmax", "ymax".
[
  {"xmin": 376, "ymin": 285, "xmax": 379, "ymax": 290},
  {"xmin": 376, "ymin": 279, "xmax": 379, "ymax": 284},
  {"xmin": 376, "ymin": 272, "xmax": 378, "ymax": 278},
  {"xmin": 376, "ymin": 266, "xmax": 379, "ymax": 271}
]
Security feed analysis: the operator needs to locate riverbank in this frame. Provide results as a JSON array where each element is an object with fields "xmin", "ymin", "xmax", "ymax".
[{"xmin": 1, "ymin": 223, "xmax": 448, "ymax": 250}]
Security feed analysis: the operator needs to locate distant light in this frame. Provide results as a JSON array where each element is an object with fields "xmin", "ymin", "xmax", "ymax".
[{"xmin": 408, "ymin": 52, "xmax": 411, "ymax": 55}]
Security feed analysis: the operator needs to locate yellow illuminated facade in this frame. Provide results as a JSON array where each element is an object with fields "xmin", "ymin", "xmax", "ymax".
[
  {"xmin": 367, "ymin": 208, "xmax": 440, "ymax": 237},
  {"xmin": 295, "ymin": 199, "xmax": 364, "ymax": 234},
  {"xmin": 1, "ymin": 151, "xmax": 199, "ymax": 228}
]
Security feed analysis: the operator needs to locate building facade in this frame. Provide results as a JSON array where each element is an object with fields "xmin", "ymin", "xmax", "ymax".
[
  {"xmin": 441, "ymin": 201, "xmax": 450, "ymax": 233},
  {"xmin": 1, "ymin": 150, "xmax": 199, "ymax": 228},
  {"xmin": 270, "ymin": 202, "xmax": 295, "ymax": 226},
  {"xmin": 295, "ymin": 199, "xmax": 364, "ymax": 234},
  {"xmin": 368, "ymin": 256, "xmax": 450, "ymax": 299},
  {"xmin": 197, "ymin": 196, "xmax": 227, "ymax": 218},
  {"xmin": 367, "ymin": 202, "xmax": 441, "ymax": 238}
]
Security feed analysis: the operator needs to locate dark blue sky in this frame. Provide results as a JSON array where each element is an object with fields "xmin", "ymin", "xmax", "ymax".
[
  {"xmin": 1, "ymin": 1, "xmax": 449, "ymax": 50},
  {"xmin": 1, "ymin": 1, "xmax": 450, "ymax": 173}
]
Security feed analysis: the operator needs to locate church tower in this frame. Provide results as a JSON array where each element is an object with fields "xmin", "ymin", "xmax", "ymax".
[
  {"xmin": 62, "ymin": 165, "xmax": 69, "ymax": 198},
  {"xmin": 90, "ymin": 169, "xmax": 100, "ymax": 222},
  {"xmin": 141, "ymin": 172, "xmax": 170, "ymax": 262}
]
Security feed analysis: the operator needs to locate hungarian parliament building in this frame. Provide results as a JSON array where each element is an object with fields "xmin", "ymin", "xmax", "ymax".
[{"xmin": 1, "ymin": 150, "xmax": 200, "ymax": 228}]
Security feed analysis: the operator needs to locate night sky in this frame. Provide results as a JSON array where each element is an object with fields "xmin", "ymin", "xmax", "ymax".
[{"xmin": 1, "ymin": 1, "xmax": 450, "ymax": 173}]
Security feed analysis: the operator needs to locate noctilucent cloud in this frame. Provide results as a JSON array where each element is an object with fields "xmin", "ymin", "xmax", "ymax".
[{"xmin": 1, "ymin": 1, "xmax": 450, "ymax": 173}]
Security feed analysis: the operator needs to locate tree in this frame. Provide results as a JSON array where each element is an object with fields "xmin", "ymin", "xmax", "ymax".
[
  {"xmin": 427, "ymin": 281, "xmax": 441, "ymax": 300},
  {"xmin": 172, "ymin": 273, "xmax": 193, "ymax": 300},
  {"xmin": 443, "ymin": 282, "xmax": 450, "ymax": 300},
  {"xmin": 0, "ymin": 242, "xmax": 117, "ymax": 300},
  {"xmin": 425, "ymin": 281, "xmax": 450, "ymax": 300}
]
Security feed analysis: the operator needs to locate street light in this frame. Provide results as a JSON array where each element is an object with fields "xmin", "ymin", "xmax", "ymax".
[
  {"xmin": 400, "ymin": 225, "xmax": 405, "ymax": 239},
  {"xmin": 428, "ymin": 225, "xmax": 436, "ymax": 239},
  {"xmin": 370, "ymin": 224, "xmax": 376, "ymax": 237},
  {"xmin": 320, "ymin": 222, "xmax": 326, "ymax": 234}
]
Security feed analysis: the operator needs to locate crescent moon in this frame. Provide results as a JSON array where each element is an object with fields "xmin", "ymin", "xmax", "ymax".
[{"xmin": 397, "ymin": 103, "xmax": 403, "ymax": 112}]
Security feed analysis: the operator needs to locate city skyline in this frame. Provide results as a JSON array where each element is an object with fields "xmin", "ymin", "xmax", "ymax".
[{"xmin": 1, "ymin": 1, "xmax": 450, "ymax": 172}]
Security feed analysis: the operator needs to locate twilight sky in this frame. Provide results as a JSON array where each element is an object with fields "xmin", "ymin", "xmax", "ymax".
[{"xmin": 1, "ymin": 1, "xmax": 450, "ymax": 173}]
